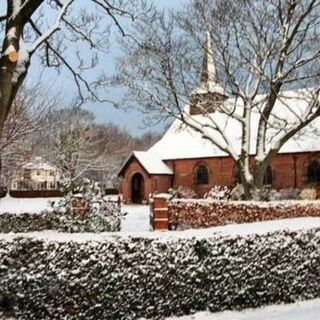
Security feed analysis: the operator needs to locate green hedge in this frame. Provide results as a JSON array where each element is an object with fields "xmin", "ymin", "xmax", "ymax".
[{"xmin": 1, "ymin": 229, "xmax": 320, "ymax": 319}]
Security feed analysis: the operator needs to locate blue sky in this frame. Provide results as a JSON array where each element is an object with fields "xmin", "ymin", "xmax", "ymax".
[
  {"xmin": 88, "ymin": 0, "xmax": 183, "ymax": 136},
  {"xmin": 19, "ymin": 0, "xmax": 184, "ymax": 136}
]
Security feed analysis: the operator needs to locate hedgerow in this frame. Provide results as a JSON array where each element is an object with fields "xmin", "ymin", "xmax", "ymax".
[{"xmin": 1, "ymin": 228, "xmax": 320, "ymax": 319}]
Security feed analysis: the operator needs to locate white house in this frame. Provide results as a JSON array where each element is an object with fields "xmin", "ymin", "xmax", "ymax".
[{"xmin": 10, "ymin": 157, "xmax": 60, "ymax": 191}]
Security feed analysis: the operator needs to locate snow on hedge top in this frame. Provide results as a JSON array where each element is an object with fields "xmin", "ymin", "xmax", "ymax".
[
  {"xmin": 149, "ymin": 89, "xmax": 320, "ymax": 160},
  {"xmin": 1, "ymin": 217, "xmax": 320, "ymax": 242},
  {"xmin": 23, "ymin": 157, "xmax": 57, "ymax": 171}
]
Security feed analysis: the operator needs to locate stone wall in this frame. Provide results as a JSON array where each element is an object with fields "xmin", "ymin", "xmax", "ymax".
[
  {"xmin": 1, "ymin": 229, "xmax": 320, "ymax": 319},
  {"xmin": 168, "ymin": 199, "xmax": 320, "ymax": 229}
]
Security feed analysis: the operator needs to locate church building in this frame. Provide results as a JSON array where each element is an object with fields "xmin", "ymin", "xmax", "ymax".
[{"xmin": 119, "ymin": 34, "xmax": 320, "ymax": 203}]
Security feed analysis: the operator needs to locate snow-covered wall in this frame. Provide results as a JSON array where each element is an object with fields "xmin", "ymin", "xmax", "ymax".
[
  {"xmin": 168, "ymin": 199, "xmax": 320, "ymax": 229},
  {"xmin": 1, "ymin": 229, "xmax": 320, "ymax": 319}
]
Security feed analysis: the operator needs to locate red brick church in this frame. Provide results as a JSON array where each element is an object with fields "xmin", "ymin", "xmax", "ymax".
[{"xmin": 119, "ymin": 35, "xmax": 320, "ymax": 204}]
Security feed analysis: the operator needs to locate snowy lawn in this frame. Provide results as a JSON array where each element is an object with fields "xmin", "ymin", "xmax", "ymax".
[
  {"xmin": 165, "ymin": 298, "xmax": 320, "ymax": 320},
  {"xmin": 121, "ymin": 204, "xmax": 150, "ymax": 232},
  {"xmin": 0, "ymin": 195, "xmax": 60, "ymax": 214},
  {"xmin": 1, "ymin": 195, "xmax": 320, "ymax": 236}
]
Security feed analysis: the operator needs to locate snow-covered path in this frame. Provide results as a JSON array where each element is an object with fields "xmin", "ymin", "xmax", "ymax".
[
  {"xmin": 121, "ymin": 205, "xmax": 150, "ymax": 232},
  {"xmin": 165, "ymin": 299, "xmax": 320, "ymax": 320}
]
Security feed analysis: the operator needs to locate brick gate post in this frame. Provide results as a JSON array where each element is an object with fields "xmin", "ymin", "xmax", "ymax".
[{"xmin": 149, "ymin": 194, "xmax": 170, "ymax": 231}]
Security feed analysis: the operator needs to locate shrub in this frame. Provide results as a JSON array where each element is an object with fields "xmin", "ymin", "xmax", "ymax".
[
  {"xmin": 204, "ymin": 186, "xmax": 231, "ymax": 200},
  {"xmin": 0, "ymin": 200, "xmax": 121, "ymax": 233},
  {"xmin": 300, "ymin": 188, "xmax": 318, "ymax": 200},
  {"xmin": 276, "ymin": 188, "xmax": 300, "ymax": 200},
  {"xmin": 169, "ymin": 186, "xmax": 197, "ymax": 199},
  {"xmin": 1, "ymin": 229, "xmax": 320, "ymax": 319},
  {"xmin": 230, "ymin": 184, "xmax": 245, "ymax": 200}
]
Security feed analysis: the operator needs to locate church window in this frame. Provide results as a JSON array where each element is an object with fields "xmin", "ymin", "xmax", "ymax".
[
  {"xmin": 263, "ymin": 166, "xmax": 273, "ymax": 185},
  {"xmin": 307, "ymin": 160, "xmax": 320, "ymax": 184},
  {"xmin": 197, "ymin": 165, "xmax": 209, "ymax": 185}
]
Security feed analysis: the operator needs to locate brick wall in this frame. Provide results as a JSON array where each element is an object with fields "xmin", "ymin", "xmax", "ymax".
[
  {"xmin": 150, "ymin": 196, "xmax": 320, "ymax": 230},
  {"xmin": 121, "ymin": 152, "xmax": 320, "ymax": 203},
  {"xmin": 120, "ymin": 159, "xmax": 172, "ymax": 203},
  {"xmin": 166, "ymin": 151, "xmax": 320, "ymax": 197},
  {"xmin": 121, "ymin": 160, "xmax": 151, "ymax": 203},
  {"xmin": 169, "ymin": 157, "xmax": 236, "ymax": 197}
]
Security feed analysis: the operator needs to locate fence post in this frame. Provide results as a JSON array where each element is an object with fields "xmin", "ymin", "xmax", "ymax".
[{"xmin": 150, "ymin": 194, "xmax": 170, "ymax": 231}]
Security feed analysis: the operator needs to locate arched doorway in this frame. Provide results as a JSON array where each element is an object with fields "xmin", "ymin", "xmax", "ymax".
[{"xmin": 131, "ymin": 173, "xmax": 145, "ymax": 203}]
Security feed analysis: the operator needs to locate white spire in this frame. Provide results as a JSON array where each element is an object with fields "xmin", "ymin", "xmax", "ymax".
[
  {"xmin": 200, "ymin": 31, "xmax": 217, "ymax": 86},
  {"xmin": 191, "ymin": 31, "xmax": 226, "ymax": 97}
]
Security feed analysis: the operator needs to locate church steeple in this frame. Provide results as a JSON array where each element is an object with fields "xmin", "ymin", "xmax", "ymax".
[
  {"xmin": 190, "ymin": 31, "xmax": 227, "ymax": 115},
  {"xmin": 199, "ymin": 31, "xmax": 217, "ymax": 89}
]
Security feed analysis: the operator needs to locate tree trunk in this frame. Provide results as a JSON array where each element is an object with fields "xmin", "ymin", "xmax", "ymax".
[
  {"xmin": 237, "ymin": 160, "xmax": 267, "ymax": 201},
  {"xmin": 0, "ymin": 94, "xmax": 8, "ymax": 184}
]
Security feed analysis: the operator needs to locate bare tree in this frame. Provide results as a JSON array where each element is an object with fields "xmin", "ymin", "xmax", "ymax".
[
  {"xmin": 0, "ymin": 82, "xmax": 55, "ymax": 186},
  {"xmin": 40, "ymin": 107, "xmax": 105, "ymax": 191},
  {"xmin": 83, "ymin": 123, "xmax": 136, "ymax": 187},
  {"xmin": 0, "ymin": 0, "xmax": 151, "ymax": 174},
  {"xmin": 116, "ymin": 0, "xmax": 320, "ymax": 199},
  {"xmin": 42, "ymin": 113, "xmax": 161, "ymax": 190}
]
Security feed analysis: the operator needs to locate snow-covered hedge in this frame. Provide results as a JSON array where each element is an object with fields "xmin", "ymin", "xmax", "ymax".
[
  {"xmin": 1, "ymin": 229, "xmax": 320, "ymax": 319},
  {"xmin": 169, "ymin": 199, "xmax": 320, "ymax": 229},
  {"xmin": 0, "ymin": 201, "xmax": 121, "ymax": 233}
]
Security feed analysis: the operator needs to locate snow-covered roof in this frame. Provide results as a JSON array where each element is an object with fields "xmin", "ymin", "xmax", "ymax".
[
  {"xmin": 23, "ymin": 157, "xmax": 57, "ymax": 171},
  {"xmin": 133, "ymin": 151, "xmax": 173, "ymax": 174},
  {"xmin": 118, "ymin": 151, "xmax": 173, "ymax": 176},
  {"xmin": 149, "ymin": 89, "xmax": 320, "ymax": 160}
]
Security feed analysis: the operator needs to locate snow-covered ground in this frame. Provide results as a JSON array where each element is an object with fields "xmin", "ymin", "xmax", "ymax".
[
  {"xmin": 121, "ymin": 204, "xmax": 150, "ymax": 232},
  {"xmin": 0, "ymin": 216, "xmax": 320, "ymax": 242},
  {"xmin": 165, "ymin": 298, "xmax": 320, "ymax": 320},
  {"xmin": 0, "ymin": 195, "xmax": 59, "ymax": 214},
  {"xmin": 1, "ymin": 196, "xmax": 320, "ymax": 239},
  {"xmin": 0, "ymin": 196, "xmax": 151, "ymax": 232},
  {"xmin": 1, "ymin": 198, "xmax": 320, "ymax": 319}
]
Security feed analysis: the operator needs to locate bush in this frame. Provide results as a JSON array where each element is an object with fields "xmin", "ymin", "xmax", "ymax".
[
  {"xmin": 204, "ymin": 186, "xmax": 231, "ymax": 200},
  {"xmin": 0, "ymin": 200, "xmax": 121, "ymax": 233},
  {"xmin": 1, "ymin": 229, "xmax": 320, "ymax": 319},
  {"xmin": 230, "ymin": 184, "xmax": 245, "ymax": 200},
  {"xmin": 300, "ymin": 188, "xmax": 318, "ymax": 200},
  {"xmin": 276, "ymin": 188, "xmax": 300, "ymax": 200},
  {"xmin": 169, "ymin": 186, "xmax": 197, "ymax": 199}
]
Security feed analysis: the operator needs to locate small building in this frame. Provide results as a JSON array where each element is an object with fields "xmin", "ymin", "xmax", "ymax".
[
  {"xmin": 10, "ymin": 157, "xmax": 60, "ymax": 191},
  {"xmin": 119, "ymin": 34, "xmax": 320, "ymax": 203}
]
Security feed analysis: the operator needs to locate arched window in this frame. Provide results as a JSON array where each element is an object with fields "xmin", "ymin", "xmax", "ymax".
[
  {"xmin": 196, "ymin": 165, "xmax": 209, "ymax": 185},
  {"xmin": 263, "ymin": 166, "xmax": 273, "ymax": 185},
  {"xmin": 307, "ymin": 160, "xmax": 320, "ymax": 184}
]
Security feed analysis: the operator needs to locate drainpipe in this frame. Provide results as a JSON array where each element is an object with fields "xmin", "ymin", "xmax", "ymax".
[
  {"xmin": 220, "ymin": 158, "xmax": 223, "ymax": 185},
  {"xmin": 293, "ymin": 155, "xmax": 297, "ymax": 188},
  {"xmin": 171, "ymin": 161, "xmax": 175, "ymax": 189}
]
